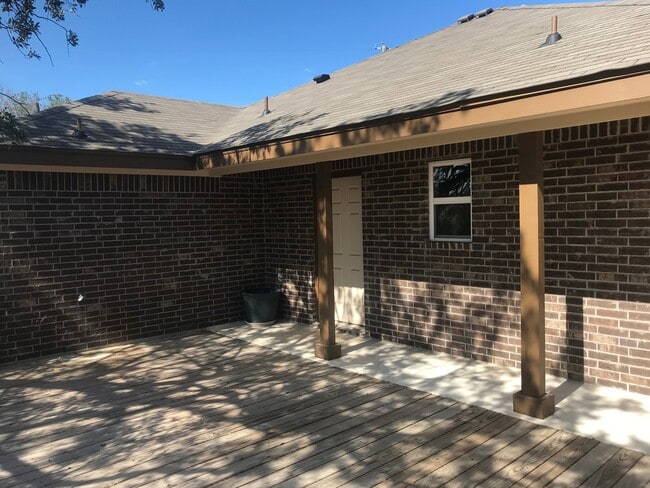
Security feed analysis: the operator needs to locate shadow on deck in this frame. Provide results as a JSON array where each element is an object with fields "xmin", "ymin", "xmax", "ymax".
[{"xmin": 0, "ymin": 329, "xmax": 648, "ymax": 487}]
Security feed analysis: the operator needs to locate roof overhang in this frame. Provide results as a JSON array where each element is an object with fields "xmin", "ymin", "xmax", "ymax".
[
  {"xmin": 2, "ymin": 72, "xmax": 649, "ymax": 177},
  {"xmin": 198, "ymin": 72, "xmax": 650, "ymax": 176},
  {"xmin": 0, "ymin": 145, "xmax": 199, "ymax": 175}
]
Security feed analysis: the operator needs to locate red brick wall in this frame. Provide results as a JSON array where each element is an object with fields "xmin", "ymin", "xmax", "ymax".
[{"xmin": 0, "ymin": 171, "xmax": 266, "ymax": 362}]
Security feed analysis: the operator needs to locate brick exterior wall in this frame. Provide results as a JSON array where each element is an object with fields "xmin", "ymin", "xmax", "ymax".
[
  {"xmin": 269, "ymin": 117, "xmax": 649, "ymax": 394},
  {"xmin": 354, "ymin": 117, "xmax": 649, "ymax": 393},
  {"xmin": 262, "ymin": 167, "xmax": 317, "ymax": 324},
  {"xmin": 357, "ymin": 139, "xmax": 524, "ymax": 373},
  {"xmin": 543, "ymin": 118, "xmax": 650, "ymax": 394},
  {"xmin": 1, "ymin": 116, "xmax": 648, "ymax": 394},
  {"xmin": 356, "ymin": 118, "xmax": 648, "ymax": 393},
  {"xmin": 0, "ymin": 172, "xmax": 266, "ymax": 362}
]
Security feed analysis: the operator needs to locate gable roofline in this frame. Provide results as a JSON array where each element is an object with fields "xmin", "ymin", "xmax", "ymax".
[
  {"xmin": 4, "ymin": 90, "xmax": 242, "ymax": 157},
  {"xmin": 22, "ymin": 90, "xmax": 241, "ymax": 127}
]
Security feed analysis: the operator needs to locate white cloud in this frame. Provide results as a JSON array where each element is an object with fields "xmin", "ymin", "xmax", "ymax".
[{"xmin": 134, "ymin": 80, "xmax": 149, "ymax": 86}]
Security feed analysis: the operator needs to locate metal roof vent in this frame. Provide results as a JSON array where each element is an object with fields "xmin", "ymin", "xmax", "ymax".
[
  {"xmin": 458, "ymin": 13, "xmax": 475, "ymax": 24},
  {"xmin": 375, "ymin": 42, "xmax": 390, "ymax": 53},
  {"xmin": 261, "ymin": 96, "xmax": 271, "ymax": 116},
  {"xmin": 475, "ymin": 8, "xmax": 494, "ymax": 18},
  {"xmin": 542, "ymin": 15, "xmax": 562, "ymax": 47},
  {"xmin": 72, "ymin": 117, "xmax": 87, "ymax": 139},
  {"xmin": 313, "ymin": 74, "xmax": 330, "ymax": 84}
]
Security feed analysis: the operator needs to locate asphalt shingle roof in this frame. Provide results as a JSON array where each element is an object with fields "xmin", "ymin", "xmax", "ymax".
[
  {"xmin": 8, "ymin": 0, "xmax": 650, "ymax": 156},
  {"xmin": 200, "ymin": 0, "xmax": 650, "ymax": 153},
  {"xmin": 15, "ymin": 91, "xmax": 241, "ymax": 155}
]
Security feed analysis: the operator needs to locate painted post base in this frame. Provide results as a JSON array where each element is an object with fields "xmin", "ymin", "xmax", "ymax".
[
  {"xmin": 513, "ymin": 391, "xmax": 556, "ymax": 419},
  {"xmin": 314, "ymin": 342, "xmax": 342, "ymax": 360}
]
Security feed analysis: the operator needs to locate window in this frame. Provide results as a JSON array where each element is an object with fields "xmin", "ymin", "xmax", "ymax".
[{"xmin": 429, "ymin": 159, "xmax": 472, "ymax": 241}]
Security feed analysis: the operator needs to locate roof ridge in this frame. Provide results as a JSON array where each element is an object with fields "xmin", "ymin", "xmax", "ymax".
[
  {"xmin": 501, "ymin": 1, "xmax": 650, "ymax": 10},
  {"xmin": 22, "ymin": 90, "xmax": 242, "ymax": 125},
  {"xmin": 19, "ymin": 92, "xmax": 118, "ymax": 124},
  {"xmin": 101, "ymin": 90, "xmax": 242, "ymax": 110}
]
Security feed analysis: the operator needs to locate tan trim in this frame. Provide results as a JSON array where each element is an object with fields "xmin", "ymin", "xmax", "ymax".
[
  {"xmin": 200, "ymin": 73, "xmax": 650, "ymax": 176},
  {"xmin": 314, "ymin": 161, "xmax": 341, "ymax": 360},
  {"xmin": 514, "ymin": 131, "xmax": 555, "ymax": 419}
]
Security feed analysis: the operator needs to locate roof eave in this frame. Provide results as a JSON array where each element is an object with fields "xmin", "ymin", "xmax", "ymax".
[
  {"xmin": 0, "ymin": 145, "xmax": 203, "ymax": 176},
  {"xmin": 198, "ymin": 70, "xmax": 650, "ymax": 176}
]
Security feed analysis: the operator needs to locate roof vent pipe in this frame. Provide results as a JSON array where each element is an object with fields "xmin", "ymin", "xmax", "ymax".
[
  {"xmin": 457, "ymin": 13, "xmax": 475, "ymax": 24},
  {"xmin": 375, "ymin": 42, "xmax": 390, "ymax": 53},
  {"xmin": 542, "ymin": 15, "xmax": 562, "ymax": 46},
  {"xmin": 72, "ymin": 117, "xmax": 88, "ymax": 139},
  {"xmin": 261, "ymin": 96, "xmax": 271, "ymax": 116}
]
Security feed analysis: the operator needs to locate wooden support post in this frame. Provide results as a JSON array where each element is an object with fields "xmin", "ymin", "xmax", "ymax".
[
  {"xmin": 513, "ymin": 131, "xmax": 555, "ymax": 419},
  {"xmin": 314, "ymin": 162, "xmax": 342, "ymax": 360}
]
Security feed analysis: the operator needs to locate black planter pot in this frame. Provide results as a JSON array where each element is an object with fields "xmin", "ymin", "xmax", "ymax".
[{"xmin": 242, "ymin": 288, "xmax": 280, "ymax": 326}]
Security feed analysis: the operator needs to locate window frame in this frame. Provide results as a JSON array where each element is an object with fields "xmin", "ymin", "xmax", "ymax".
[{"xmin": 428, "ymin": 158, "xmax": 472, "ymax": 242}]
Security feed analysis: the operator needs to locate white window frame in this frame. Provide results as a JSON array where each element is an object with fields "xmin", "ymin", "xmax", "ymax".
[{"xmin": 428, "ymin": 159, "xmax": 472, "ymax": 242}]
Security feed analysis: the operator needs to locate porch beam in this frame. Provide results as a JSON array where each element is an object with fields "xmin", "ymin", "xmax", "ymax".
[
  {"xmin": 314, "ymin": 161, "xmax": 341, "ymax": 360},
  {"xmin": 513, "ymin": 131, "xmax": 555, "ymax": 419}
]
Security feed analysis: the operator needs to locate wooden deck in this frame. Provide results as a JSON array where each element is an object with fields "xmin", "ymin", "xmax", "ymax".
[{"xmin": 1, "ymin": 331, "xmax": 648, "ymax": 487}]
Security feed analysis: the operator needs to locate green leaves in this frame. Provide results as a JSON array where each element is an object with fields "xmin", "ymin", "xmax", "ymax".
[
  {"xmin": 1, "ymin": 0, "xmax": 165, "ymax": 61},
  {"xmin": 0, "ymin": 88, "xmax": 72, "ymax": 142},
  {"xmin": 0, "ymin": 108, "xmax": 26, "ymax": 143}
]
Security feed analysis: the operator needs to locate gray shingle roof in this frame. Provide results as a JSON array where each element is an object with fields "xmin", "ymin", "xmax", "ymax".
[
  {"xmin": 198, "ymin": 0, "xmax": 650, "ymax": 153},
  {"xmin": 15, "ymin": 91, "xmax": 241, "ymax": 155},
  {"xmin": 7, "ymin": 1, "xmax": 650, "ymax": 156}
]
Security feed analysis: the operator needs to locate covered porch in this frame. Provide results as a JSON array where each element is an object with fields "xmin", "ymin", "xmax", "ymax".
[{"xmin": 199, "ymin": 73, "xmax": 650, "ymax": 420}]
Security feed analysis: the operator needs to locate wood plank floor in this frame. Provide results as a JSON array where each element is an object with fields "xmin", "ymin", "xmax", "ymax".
[{"xmin": 0, "ymin": 330, "xmax": 648, "ymax": 487}]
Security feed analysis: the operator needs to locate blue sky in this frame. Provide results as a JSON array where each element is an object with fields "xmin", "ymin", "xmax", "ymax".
[{"xmin": 3, "ymin": 0, "xmax": 598, "ymax": 107}]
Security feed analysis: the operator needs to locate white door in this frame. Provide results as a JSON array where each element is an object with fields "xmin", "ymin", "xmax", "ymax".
[{"xmin": 332, "ymin": 176, "xmax": 364, "ymax": 326}]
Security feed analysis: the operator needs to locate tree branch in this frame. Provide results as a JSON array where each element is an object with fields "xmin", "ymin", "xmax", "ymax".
[
  {"xmin": 1, "ymin": 1, "xmax": 165, "ymax": 61},
  {"xmin": 0, "ymin": 91, "xmax": 33, "ymax": 115}
]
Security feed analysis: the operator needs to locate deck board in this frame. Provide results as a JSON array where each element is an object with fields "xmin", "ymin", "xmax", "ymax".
[{"xmin": 0, "ymin": 330, "xmax": 648, "ymax": 487}]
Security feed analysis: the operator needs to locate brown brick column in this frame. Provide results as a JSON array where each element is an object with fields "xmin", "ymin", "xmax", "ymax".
[
  {"xmin": 513, "ymin": 132, "xmax": 555, "ymax": 419},
  {"xmin": 314, "ymin": 162, "xmax": 341, "ymax": 360}
]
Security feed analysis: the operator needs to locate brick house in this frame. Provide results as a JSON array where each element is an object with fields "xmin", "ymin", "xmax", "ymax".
[{"xmin": 1, "ymin": 1, "xmax": 649, "ymax": 418}]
